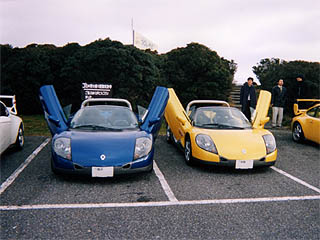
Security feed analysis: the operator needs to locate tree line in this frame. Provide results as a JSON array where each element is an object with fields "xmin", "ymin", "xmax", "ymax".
[
  {"xmin": 1, "ymin": 39, "xmax": 236, "ymax": 114},
  {"xmin": 1, "ymin": 38, "xmax": 319, "ymax": 115}
]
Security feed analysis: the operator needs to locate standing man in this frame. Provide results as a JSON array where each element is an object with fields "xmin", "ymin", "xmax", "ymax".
[
  {"xmin": 271, "ymin": 79, "xmax": 287, "ymax": 128},
  {"xmin": 295, "ymin": 75, "xmax": 305, "ymax": 100},
  {"xmin": 240, "ymin": 77, "xmax": 257, "ymax": 122}
]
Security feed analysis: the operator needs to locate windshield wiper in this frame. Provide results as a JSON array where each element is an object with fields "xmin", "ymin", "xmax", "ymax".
[
  {"xmin": 200, "ymin": 123, "xmax": 245, "ymax": 129},
  {"xmin": 71, "ymin": 125, "xmax": 121, "ymax": 131}
]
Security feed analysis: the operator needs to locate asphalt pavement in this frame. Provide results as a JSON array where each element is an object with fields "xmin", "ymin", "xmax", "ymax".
[{"xmin": 0, "ymin": 130, "xmax": 319, "ymax": 239}]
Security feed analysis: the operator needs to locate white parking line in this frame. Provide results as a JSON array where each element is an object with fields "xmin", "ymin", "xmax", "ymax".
[
  {"xmin": 2, "ymin": 143, "xmax": 319, "ymax": 211},
  {"xmin": 0, "ymin": 138, "xmax": 51, "ymax": 195},
  {"xmin": 153, "ymin": 161, "xmax": 178, "ymax": 202},
  {"xmin": 1, "ymin": 195, "xmax": 319, "ymax": 211},
  {"xmin": 271, "ymin": 166, "xmax": 320, "ymax": 194}
]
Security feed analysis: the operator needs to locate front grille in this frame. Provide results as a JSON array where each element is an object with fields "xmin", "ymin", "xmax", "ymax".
[{"xmin": 220, "ymin": 157, "xmax": 265, "ymax": 162}]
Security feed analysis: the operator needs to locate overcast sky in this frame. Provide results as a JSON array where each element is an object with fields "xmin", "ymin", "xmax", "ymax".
[{"xmin": 1, "ymin": 0, "xmax": 319, "ymax": 84}]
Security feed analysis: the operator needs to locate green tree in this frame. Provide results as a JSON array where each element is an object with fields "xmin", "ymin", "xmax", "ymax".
[{"xmin": 163, "ymin": 42, "xmax": 235, "ymax": 106}]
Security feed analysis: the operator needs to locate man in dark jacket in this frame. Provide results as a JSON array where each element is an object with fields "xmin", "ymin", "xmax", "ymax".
[
  {"xmin": 295, "ymin": 75, "xmax": 305, "ymax": 100},
  {"xmin": 240, "ymin": 77, "xmax": 257, "ymax": 122},
  {"xmin": 271, "ymin": 79, "xmax": 287, "ymax": 128}
]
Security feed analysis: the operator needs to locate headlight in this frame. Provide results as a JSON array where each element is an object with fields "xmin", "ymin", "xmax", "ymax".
[
  {"xmin": 195, "ymin": 134, "xmax": 218, "ymax": 154},
  {"xmin": 134, "ymin": 137, "xmax": 152, "ymax": 160},
  {"xmin": 262, "ymin": 134, "xmax": 276, "ymax": 154},
  {"xmin": 53, "ymin": 137, "xmax": 71, "ymax": 160}
]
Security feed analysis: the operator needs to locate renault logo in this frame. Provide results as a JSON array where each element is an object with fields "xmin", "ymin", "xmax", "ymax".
[
  {"xmin": 242, "ymin": 149, "xmax": 246, "ymax": 154},
  {"xmin": 100, "ymin": 154, "xmax": 106, "ymax": 160}
]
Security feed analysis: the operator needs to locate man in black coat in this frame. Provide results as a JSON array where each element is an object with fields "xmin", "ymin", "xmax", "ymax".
[
  {"xmin": 295, "ymin": 75, "xmax": 305, "ymax": 100},
  {"xmin": 240, "ymin": 77, "xmax": 257, "ymax": 122}
]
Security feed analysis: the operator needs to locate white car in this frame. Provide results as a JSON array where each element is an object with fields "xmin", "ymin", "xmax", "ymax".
[{"xmin": 0, "ymin": 95, "xmax": 24, "ymax": 154}]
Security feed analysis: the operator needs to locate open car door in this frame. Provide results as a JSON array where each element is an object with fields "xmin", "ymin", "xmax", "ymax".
[
  {"xmin": 140, "ymin": 87, "xmax": 169, "ymax": 138},
  {"xmin": 39, "ymin": 85, "xmax": 68, "ymax": 136},
  {"xmin": 164, "ymin": 88, "xmax": 192, "ymax": 145},
  {"xmin": 252, "ymin": 90, "xmax": 271, "ymax": 129}
]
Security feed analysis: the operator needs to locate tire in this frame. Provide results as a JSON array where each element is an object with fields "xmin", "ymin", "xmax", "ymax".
[
  {"xmin": 292, "ymin": 122, "xmax": 304, "ymax": 143},
  {"xmin": 184, "ymin": 137, "xmax": 195, "ymax": 166},
  {"xmin": 14, "ymin": 124, "xmax": 24, "ymax": 150},
  {"xmin": 147, "ymin": 160, "xmax": 154, "ymax": 173}
]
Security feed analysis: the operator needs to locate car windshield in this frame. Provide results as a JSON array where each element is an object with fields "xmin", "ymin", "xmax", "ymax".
[
  {"xmin": 193, "ymin": 107, "xmax": 252, "ymax": 129},
  {"xmin": 69, "ymin": 105, "xmax": 139, "ymax": 130}
]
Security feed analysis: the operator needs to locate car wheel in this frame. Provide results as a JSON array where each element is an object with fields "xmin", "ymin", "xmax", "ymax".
[
  {"xmin": 184, "ymin": 137, "xmax": 194, "ymax": 165},
  {"xmin": 14, "ymin": 124, "xmax": 24, "ymax": 149},
  {"xmin": 147, "ymin": 160, "xmax": 154, "ymax": 173},
  {"xmin": 292, "ymin": 122, "xmax": 304, "ymax": 143}
]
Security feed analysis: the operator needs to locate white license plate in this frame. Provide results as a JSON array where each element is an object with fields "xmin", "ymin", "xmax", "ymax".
[
  {"xmin": 235, "ymin": 160, "xmax": 254, "ymax": 169},
  {"xmin": 92, "ymin": 167, "xmax": 114, "ymax": 177}
]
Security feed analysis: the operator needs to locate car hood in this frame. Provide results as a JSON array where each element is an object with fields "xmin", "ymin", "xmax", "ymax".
[
  {"xmin": 57, "ymin": 130, "xmax": 150, "ymax": 167},
  {"xmin": 194, "ymin": 128, "xmax": 270, "ymax": 160}
]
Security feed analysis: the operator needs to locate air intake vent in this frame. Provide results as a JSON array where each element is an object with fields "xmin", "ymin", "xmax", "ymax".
[
  {"xmin": 74, "ymin": 164, "xmax": 84, "ymax": 170},
  {"xmin": 122, "ymin": 163, "xmax": 131, "ymax": 169}
]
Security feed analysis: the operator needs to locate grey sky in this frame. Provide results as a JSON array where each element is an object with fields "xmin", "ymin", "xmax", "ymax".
[{"xmin": 1, "ymin": 0, "xmax": 319, "ymax": 84}]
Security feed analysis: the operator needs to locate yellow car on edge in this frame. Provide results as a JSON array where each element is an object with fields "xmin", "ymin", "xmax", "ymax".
[
  {"xmin": 164, "ymin": 89, "xmax": 277, "ymax": 169},
  {"xmin": 291, "ymin": 99, "xmax": 320, "ymax": 144}
]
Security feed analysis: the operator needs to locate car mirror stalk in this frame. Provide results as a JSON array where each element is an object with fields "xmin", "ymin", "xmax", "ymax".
[
  {"xmin": 48, "ymin": 115, "xmax": 61, "ymax": 127},
  {"xmin": 148, "ymin": 117, "xmax": 160, "ymax": 127},
  {"xmin": 176, "ymin": 116, "xmax": 186, "ymax": 126}
]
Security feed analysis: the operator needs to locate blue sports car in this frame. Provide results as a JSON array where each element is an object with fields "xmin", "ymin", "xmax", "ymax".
[{"xmin": 39, "ymin": 85, "xmax": 168, "ymax": 177}]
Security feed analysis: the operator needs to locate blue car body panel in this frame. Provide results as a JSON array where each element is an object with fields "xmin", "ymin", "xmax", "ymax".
[
  {"xmin": 39, "ymin": 85, "xmax": 168, "ymax": 176},
  {"xmin": 63, "ymin": 130, "xmax": 149, "ymax": 167},
  {"xmin": 140, "ymin": 86, "xmax": 169, "ymax": 138},
  {"xmin": 39, "ymin": 85, "xmax": 68, "ymax": 135}
]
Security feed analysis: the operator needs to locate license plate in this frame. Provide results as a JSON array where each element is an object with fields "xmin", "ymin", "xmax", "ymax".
[
  {"xmin": 235, "ymin": 160, "xmax": 254, "ymax": 169},
  {"xmin": 92, "ymin": 167, "xmax": 114, "ymax": 177}
]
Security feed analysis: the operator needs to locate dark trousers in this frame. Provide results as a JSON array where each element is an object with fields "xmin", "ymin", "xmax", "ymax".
[{"xmin": 243, "ymin": 100, "xmax": 251, "ymax": 122}]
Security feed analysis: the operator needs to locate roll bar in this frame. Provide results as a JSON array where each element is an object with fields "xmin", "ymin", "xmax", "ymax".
[
  {"xmin": 186, "ymin": 100, "xmax": 230, "ymax": 113},
  {"xmin": 0, "ymin": 95, "xmax": 18, "ymax": 115},
  {"xmin": 81, "ymin": 98, "xmax": 132, "ymax": 110}
]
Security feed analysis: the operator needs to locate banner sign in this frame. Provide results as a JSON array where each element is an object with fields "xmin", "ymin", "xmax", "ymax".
[
  {"xmin": 134, "ymin": 31, "xmax": 158, "ymax": 51},
  {"xmin": 81, "ymin": 83, "xmax": 113, "ymax": 100}
]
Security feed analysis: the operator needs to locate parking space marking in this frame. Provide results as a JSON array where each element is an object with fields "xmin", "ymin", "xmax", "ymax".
[
  {"xmin": 0, "ymin": 138, "xmax": 50, "ymax": 195},
  {"xmin": 1, "ymin": 195, "xmax": 319, "ymax": 211},
  {"xmin": 2, "ymin": 142, "xmax": 319, "ymax": 212},
  {"xmin": 271, "ymin": 166, "xmax": 320, "ymax": 193},
  {"xmin": 153, "ymin": 161, "xmax": 178, "ymax": 202}
]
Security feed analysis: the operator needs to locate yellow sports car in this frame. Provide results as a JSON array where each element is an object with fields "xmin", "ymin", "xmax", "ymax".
[
  {"xmin": 291, "ymin": 99, "xmax": 320, "ymax": 144},
  {"xmin": 164, "ymin": 89, "xmax": 277, "ymax": 169}
]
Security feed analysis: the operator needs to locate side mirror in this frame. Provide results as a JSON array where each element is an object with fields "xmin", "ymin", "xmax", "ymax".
[
  {"xmin": 176, "ymin": 116, "xmax": 186, "ymax": 126},
  {"xmin": 293, "ymin": 103, "xmax": 299, "ymax": 116},
  {"xmin": 260, "ymin": 117, "xmax": 270, "ymax": 127},
  {"xmin": 148, "ymin": 117, "xmax": 160, "ymax": 127},
  {"xmin": 48, "ymin": 115, "xmax": 61, "ymax": 127},
  {"xmin": 67, "ymin": 114, "xmax": 74, "ymax": 126}
]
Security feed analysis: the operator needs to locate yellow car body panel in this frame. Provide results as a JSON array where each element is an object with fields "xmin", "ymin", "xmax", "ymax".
[
  {"xmin": 190, "ymin": 128, "xmax": 275, "ymax": 161},
  {"xmin": 164, "ymin": 88, "xmax": 192, "ymax": 148},
  {"xmin": 292, "ymin": 101, "xmax": 320, "ymax": 144},
  {"xmin": 252, "ymin": 90, "xmax": 271, "ymax": 129},
  {"xmin": 164, "ymin": 88, "xmax": 277, "ymax": 167}
]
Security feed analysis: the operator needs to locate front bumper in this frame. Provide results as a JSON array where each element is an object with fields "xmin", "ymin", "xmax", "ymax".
[
  {"xmin": 194, "ymin": 156, "xmax": 276, "ymax": 168},
  {"xmin": 51, "ymin": 151, "xmax": 154, "ymax": 176},
  {"xmin": 193, "ymin": 149, "xmax": 277, "ymax": 168},
  {"xmin": 192, "ymin": 145, "xmax": 277, "ymax": 168}
]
